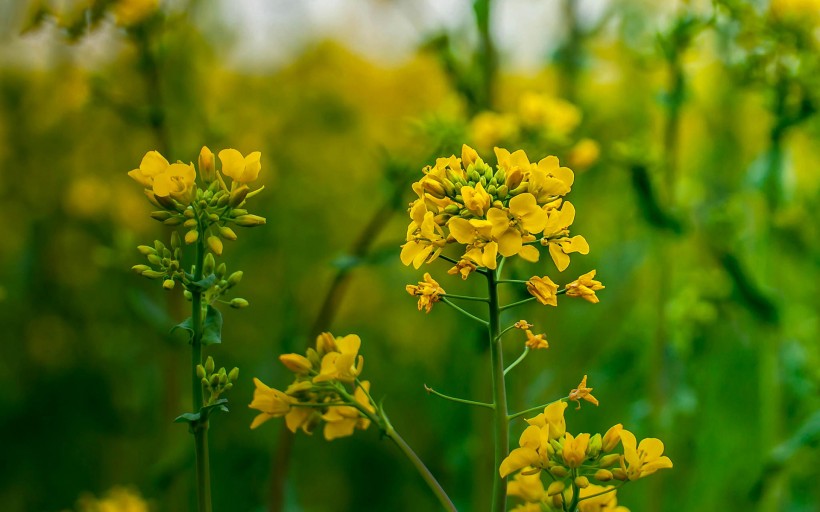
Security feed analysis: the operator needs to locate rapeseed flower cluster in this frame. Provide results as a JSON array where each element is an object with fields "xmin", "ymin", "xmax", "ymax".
[{"xmin": 249, "ymin": 333, "xmax": 380, "ymax": 441}]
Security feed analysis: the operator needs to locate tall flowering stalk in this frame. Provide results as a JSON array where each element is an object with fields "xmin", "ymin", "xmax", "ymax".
[{"xmin": 128, "ymin": 147, "xmax": 266, "ymax": 512}]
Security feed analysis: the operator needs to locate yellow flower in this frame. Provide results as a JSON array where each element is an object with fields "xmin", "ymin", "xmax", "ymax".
[
  {"xmin": 577, "ymin": 484, "xmax": 629, "ymax": 512},
  {"xmin": 524, "ymin": 330, "xmax": 548, "ymax": 350},
  {"xmin": 461, "ymin": 181, "xmax": 492, "ymax": 216},
  {"xmin": 447, "ymin": 258, "xmax": 478, "ymax": 280},
  {"xmin": 499, "ymin": 425, "xmax": 548, "ymax": 478},
  {"xmin": 249, "ymin": 377, "xmax": 293, "ymax": 429},
  {"xmin": 619, "ymin": 430, "xmax": 673, "ymax": 480},
  {"xmin": 526, "ymin": 276, "xmax": 559, "ymax": 306},
  {"xmin": 128, "ymin": 150, "xmax": 169, "ymax": 188},
  {"xmin": 507, "ymin": 469, "xmax": 547, "ymax": 503},
  {"xmin": 567, "ymin": 138, "xmax": 600, "ymax": 170},
  {"xmin": 514, "ymin": 319, "xmax": 533, "ymax": 330},
  {"xmin": 542, "ymin": 201, "xmax": 589, "ymax": 271},
  {"xmin": 78, "ymin": 486, "xmax": 150, "ymax": 512},
  {"xmin": 602, "ymin": 424, "xmax": 623, "ymax": 452},
  {"xmin": 313, "ymin": 334, "xmax": 364, "ymax": 383},
  {"xmin": 566, "ymin": 270, "xmax": 605, "ymax": 303},
  {"xmin": 322, "ymin": 380, "xmax": 374, "ymax": 440},
  {"xmin": 487, "ymin": 193, "xmax": 547, "ymax": 259},
  {"xmin": 405, "ymin": 272, "xmax": 445, "ymax": 313},
  {"xmin": 401, "ymin": 205, "xmax": 446, "ymax": 268},
  {"xmin": 152, "ymin": 162, "xmax": 197, "ymax": 204},
  {"xmin": 528, "ymin": 156, "xmax": 574, "ymax": 201},
  {"xmin": 562, "ymin": 432, "xmax": 591, "ymax": 468},
  {"xmin": 518, "ymin": 92, "xmax": 581, "ymax": 137},
  {"xmin": 448, "ymin": 217, "xmax": 499, "ymax": 269},
  {"xmin": 218, "ymin": 148, "xmax": 262, "ymax": 184},
  {"xmin": 569, "ymin": 374, "xmax": 599, "ymax": 409},
  {"xmin": 526, "ymin": 401, "xmax": 567, "ymax": 440},
  {"xmin": 469, "ymin": 111, "xmax": 518, "ymax": 150}
]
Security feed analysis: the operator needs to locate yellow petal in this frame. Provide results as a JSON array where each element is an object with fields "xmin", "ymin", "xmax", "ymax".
[
  {"xmin": 549, "ymin": 243, "xmax": 570, "ymax": 272},
  {"xmin": 518, "ymin": 245, "xmax": 540, "ymax": 262},
  {"xmin": 499, "ymin": 447, "xmax": 540, "ymax": 478},
  {"xmin": 218, "ymin": 148, "xmax": 245, "ymax": 181},
  {"xmin": 497, "ymin": 230, "xmax": 523, "ymax": 257},
  {"xmin": 140, "ymin": 150, "xmax": 169, "ymax": 176}
]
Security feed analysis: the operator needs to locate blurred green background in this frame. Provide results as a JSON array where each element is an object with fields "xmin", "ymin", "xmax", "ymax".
[{"xmin": 1, "ymin": 0, "xmax": 818, "ymax": 511}]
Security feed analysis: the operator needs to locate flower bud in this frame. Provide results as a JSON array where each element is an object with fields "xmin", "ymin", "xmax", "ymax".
[
  {"xmin": 574, "ymin": 476, "xmax": 589, "ymax": 489},
  {"xmin": 132, "ymin": 264, "xmax": 151, "ymax": 274},
  {"xmin": 151, "ymin": 210, "xmax": 172, "ymax": 221},
  {"xmin": 203, "ymin": 253, "xmax": 215, "ymax": 275},
  {"xmin": 196, "ymin": 364, "xmax": 206, "ymax": 379},
  {"xmin": 229, "ymin": 185, "xmax": 250, "ymax": 208},
  {"xmin": 210, "ymin": 375, "xmax": 220, "ymax": 387},
  {"xmin": 219, "ymin": 226, "xmax": 238, "ymax": 241},
  {"xmin": 227, "ymin": 271, "xmax": 243, "ymax": 287},
  {"xmin": 232, "ymin": 214, "xmax": 266, "ymax": 227},
  {"xmin": 184, "ymin": 208, "xmax": 195, "ymax": 218},
  {"xmin": 162, "ymin": 279, "xmax": 175, "ymax": 290},
  {"xmin": 207, "ymin": 236, "xmax": 223, "ymax": 256},
  {"xmin": 230, "ymin": 298, "xmax": 249, "ymax": 309},
  {"xmin": 170, "ymin": 231, "xmax": 181, "ymax": 251},
  {"xmin": 147, "ymin": 254, "xmax": 162, "ymax": 266},
  {"xmin": 199, "ymin": 146, "xmax": 216, "ymax": 183},
  {"xmin": 163, "ymin": 217, "xmax": 183, "ymax": 226},
  {"xmin": 183, "ymin": 290, "xmax": 192, "ymax": 300},
  {"xmin": 137, "ymin": 245, "xmax": 156, "ymax": 256},
  {"xmin": 599, "ymin": 454, "xmax": 621, "ymax": 468},
  {"xmin": 141, "ymin": 270, "xmax": 164, "ymax": 279},
  {"xmin": 184, "ymin": 218, "xmax": 197, "ymax": 229},
  {"xmin": 185, "ymin": 230, "xmax": 199, "ymax": 244},
  {"xmin": 549, "ymin": 465, "xmax": 568, "ymax": 478},
  {"xmin": 205, "ymin": 356, "xmax": 215, "ymax": 374},
  {"xmin": 219, "ymin": 372, "xmax": 228, "ymax": 386},
  {"xmin": 587, "ymin": 433, "xmax": 602, "ymax": 458},
  {"xmin": 223, "ymin": 382, "xmax": 233, "ymax": 391},
  {"xmin": 602, "ymin": 424, "xmax": 623, "ymax": 452},
  {"xmin": 201, "ymin": 377, "xmax": 209, "ymax": 387},
  {"xmin": 280, "ymin": 354, "xmax": 312, "ymax": 374},
  {"xmin": 546, "ymin": 481, "xmax": 565, "ymax": 497},
  {"xmin": 594, "ymin": 469, "xmax": 613, "ymax": 481},
  {"xmin": 215, "ymin": 263, "xmax": 227, "ymax": 279},
  {"xmin": 228, "ymin": 367, "xmax": 239, "ymax": 382},
  {"xmin": 612, "ymin": 468, "xmax": 628, "ymax": 481}
]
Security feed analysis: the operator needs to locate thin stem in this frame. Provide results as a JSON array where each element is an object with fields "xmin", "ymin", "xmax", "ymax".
[
  {"xmin": 190, "ymin": 222, "xmax": 212, "ymax": 512},
  {"xmin": 497, "ymin": 279, "xmax": 528, "ymax": 285},
  {"xmin": 425, "ymin": 384, "xmax": 494, "ymax": 410},
  {"xmin": 503, "ymin": 348, "xmax": 530, "ymax": 376},
  {"xmin": 441, "ymin": 297, "xmax": 489, "ymax": 326},
  {"xmin": 508, "ymin": 398, "xmax": 567, "ymax": 422},
  {"xmin": 444, "ymin": 293, "xmax": 489, "ymax": 303},
  {"xmin": 567, "ymin": 469, "xmax": 580, "ymax": 511},
  {"xmin": 438, "ymin": 254, "xmax": 488, "ymax": 275},
  {"xmin": 499, "ymin": 296, "xmax": 536, "ymax": 311},
  {"xmin": 575, "ymin": 482, "xmax": 626, "ymax": 504},
  {"xmin": 487, "ymin": 269, "xmax": 509, "ymax": 512},
  {"xmin": 385, "ymin": 426, "xmax": 457, "ymax": 512},
  {"xmin": 498, "ymin": 323, "xmax": 520, "ymax": 339}
]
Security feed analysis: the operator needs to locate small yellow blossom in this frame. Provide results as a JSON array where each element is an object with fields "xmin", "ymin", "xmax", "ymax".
[
  {"xmin": 152, "ymin": 162, "xmax": 196, "ymax": 204},
  {"xmin": 487, "ymin": 193, "xmax": 547, "ymax": 259},
  {"xmin": 562, "ymin": 432, "xmax": 591, "ymax": 468},
  {"xmin": 577, "ymin": 484, "xmax": 630, "ymax": 512},
  {"xmin": 401, "ymin": 205, "xmax": 447, "ymax": 268},
  {"xmin": 507, "ymin": 470, "xmax": 547, "ymax": 503},
  {"xmin": 619, "ymin": 430, "xmax": 673, "ymax": 480},
  {"xmin": 568, "ymin": 138, "xmax": 601, "ymax": 170},
  {"xmin": 447, "ymin": 258, "xmax": 478, "ymax": 280},
  {"xmin": 566, "ymin": 270, "xmax": 605, "ymax": 303},
  {"xmin": 518, "ymin": 92, "xmax": 582, "ymax": 137},
  {"xmin": 461, "ymin": 182, "xmax": 492, "ymax": 216},
  {"xmin": 524, "ymin": 330, "xmax": 548, "ymax": 350},
  {"xmin": 448, "ymin": 217, "xmax": 499, "ymax": 269},
  {"xmin": 199, "ymin": 146, "xmax": 216, "ymax": 183},
  {"xmin": 542, "ymin": 201, "xmax": 589, "ymax": 271},
  {"xmin": 219, "ymin": 148, "xmax": 262, "ymax": 184},
  {"xmin": 526, "ymin": 275, "xmax": 559, "ymax": 306},
  {"xmin": 313, "ymin": 334, "xmax": 364, "ymax": 383},
  {"xmin": 322, "ymin": 381, "xmax": 374, "ymax": 440},
  {"xmin": 602, "ymin": 424, "xmax": 623, "ymax": 452},
  {"xmin": 499, "ymin": 425, "xmax": 547, "ymax": 478},
  {"xmin": 128, "ymin": 150, "xmax": 169, "ymax": 188},
  {"xmin": 279, "ymin": 353, "xmax": 312, "ymax": 374},
  {"xmin": 249, "ymin": 377, "xmax": 293, "ymax": 429},
  {"xmin": 405, "ymin": 273, "xmax": 445, "ymax": 313},
  {"xmin": 569, "ymin": 374, "xmax": 599, "ymax": 409},
  {"xmin": 469, "ymin": 111, "xmax": 518, "ymax": 150},
  {"xmin": 514, "ymin": 320, "xmax": 533, "ymax": 330},
  {"xmin": 526, "ymin": 401, "xmax": 567, "ymax": 441}
]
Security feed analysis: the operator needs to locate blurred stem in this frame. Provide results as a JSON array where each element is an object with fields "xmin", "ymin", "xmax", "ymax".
[
  {"xmin": 473, "ymin": 0, "xmax": 496, "ymax": 110},
  {"xmin": 559, "ymin": 0, "xmax": 582, "ymax": 102},
  {"xmin": 133, "ymin": 25, "xmax": 172, "ymax": 156},
  {"xmin": 190, "ymin": 223, "xmax": 211, "ymax": 512},
  {"xmin": 486, "ymin": 268, "xmax": 509, "ymax": 511}
]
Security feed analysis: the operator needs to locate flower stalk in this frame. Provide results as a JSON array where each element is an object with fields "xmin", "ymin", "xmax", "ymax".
[{"xmin": 486, "ymin": 267, "xmax": 509, "ymax": 512}]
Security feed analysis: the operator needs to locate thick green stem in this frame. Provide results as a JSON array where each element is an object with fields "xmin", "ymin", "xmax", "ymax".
[
  {"xmin": 487, "ymin": 269, "xmax": 508, "ymax": 512},
  {"xmin": 386, "ymin": 427, "xmax": 457, "ymax": 512},
  {"xmin": 190, "ymin": 227, "xmax": 212, "ymax": 512}
]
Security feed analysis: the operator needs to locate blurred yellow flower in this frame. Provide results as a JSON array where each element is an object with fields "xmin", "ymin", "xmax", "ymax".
[
  {"xmin": 313, "ymin": 334, "xmax": 364, "ymax": 383},
  {"xmin": 469, "ymin": 111, "xmax": 518, "ymax": 150},
  {"xmin": 524, "ymin": 330, "xmax": 548, "ymax": 350},
  {"xmin": 406, "ymin": 273, "xmax": 446, "ymax": 313},
  {"xmin": 218, "ymin": 149, "xmax": 262, "ymax": 184},
  {"xmin": 566, "ymin": 270, "xmax": 605, "ymax": 303},
  {"xmin": 279, "ymin": 353, "xmax": 312, "ymax": 374},
  {"xmin": 322, "ymin": 380, "xmax": 374, "ymax": 440},
  {"xmin": 507, "ymin": 470, "xmax": 547, "ymax": 503},
  {"xmin": 518, "ymin": 92, "xmax": 581, "ymax": 138},
  {"xmin": 526, "ymin": 275, "xmax": 558, "ymax": 306},
  {"xmin": 569, "ymin": 374, "xmax": 599, "ymax": 409},
  {"xmin": 514, "ymin": 319, "xmax": 533, "ymax": 330},
  {"xmin": 77, "ymin": 486, "xmax": 149, "ymax": 512},
  {"xmin": 619, "ymin": 430, "xmax": 673, "ymax": 480},
  {"xmin": 112, "ymin": 0, "xmax": 159, "ymax": 27},
  {"xmin": 567, "ymin": 138, "xmax": 601, "ymax": 170},
  {"xmin": 602, "ymin": 424, "xmax": 624, "ymax": 452}
]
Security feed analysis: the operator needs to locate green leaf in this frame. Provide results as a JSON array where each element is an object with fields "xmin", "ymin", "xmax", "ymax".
[
  {"xmin": 187, "ymin": 274, "xmax": 217, "ymax": 294},
  {"xmin": 170, "ymin": 317, "xmax": 194, "ymax": 338},
  {"xmin": 173, "ymin": 399, "xmax": 230, "ymax": 425},
  {"xmin": 201, "ymin": 305, "xmax": 223, "ymax": 345}
]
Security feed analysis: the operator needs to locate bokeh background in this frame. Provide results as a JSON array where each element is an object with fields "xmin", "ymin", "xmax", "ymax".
[{"xmin": 1, "ymin": 0, "xmax": 819, "ymax": 511}]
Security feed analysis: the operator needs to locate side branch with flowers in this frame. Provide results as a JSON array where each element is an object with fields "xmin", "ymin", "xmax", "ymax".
[{"xmin": 128, "ymin": 147, "xmax": 266, "ymax": 512}]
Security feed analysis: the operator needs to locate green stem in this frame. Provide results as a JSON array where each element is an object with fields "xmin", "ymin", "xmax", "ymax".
[
  {"xmin": 496, "ymin": 279, "xmax": 528, "ymax": 285},
  {"xmin": 499, "ymin": 296, "xmax": 536, "ymax": 311},
  {"xmin": 503, "ymin": 348, "xmax": 530, "ymax": 376},
  {"xmin": 574, "ymin": 482, "xmax": 626, "ymax": 506},
  {"xmin": 487, "ymin": 269, "xmax": 509, "ymax": 512},
  {"xmin": 190, "ymin": 224, "xmax": 212, "ymax": 512},
  {"xmin": 441, "ymin": 297, "xmax": 489, "ymax": 326},
  {"xmin": 508, "ymin": 398, "xmax": 567, "ymax": 422},
  {"xmin": 567, "ymin": 469, "xmax": 580, "ymax": 511},
  {"xmin": 385, "ymin": 426, "xmax": 457, "ymax": 512},
  {"xmin": 425, "ymin": 384, "xmax": 494, "ymax": 410},
  {"xmin": 444, "ymin": 293, "xmax": 489, "ymax": 303}
]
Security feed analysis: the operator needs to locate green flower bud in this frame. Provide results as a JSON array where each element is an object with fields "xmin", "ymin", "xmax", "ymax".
[
  {"xmin": 163, "ymin": 217, "xmax": 183, "ymax": 226},
  {"xmin": 232, "ymin": 214, "xmax": 266, "ymax": 227},
  {"xmin": 147, "ymin": 254, "xmax": 162, "ymax": 266},
  {"xmin": 196, "ymin": 365, "xmax": 206, "ymax": 380},
  {"xmin": 612, "ymin": 468, "xmax": 628, "ymax": 481},
  {"xmin": 137, "ymin": 245, "xmax": 156, "ymax": 256},
  {"xmin": 217, "ymin": 192, "xmax": 230, "ymax": 207},
  {"xmin": 219, "ymin": 373, "xmax": 228, "ymax": 386},
  {"xmin": 207, "ymin": 236, "xmax": 223, "ymax": 256},
  {"xmin": 141, "ymin": 270, "xmax": 164, "ymax": 279},
  {"xmin": 574, "ymin": 476, "xmax": 589, "ymax": 489},
  {"xmin": 227, "ymin": 271, "xmax": 243, "ymax": 287},
  {"xmin": 162, "ymin": 279, "xmax": 175, "ymax": 290},
  {"xmin": 228, "ymin": 367, "xmax": 239, "ymax": 382},
  {"xmin": 209, "ymin": 375, "xmax": 220, "ymax": 387},
  {"xmin": 183, "ymin": 290, "xmax": 192, "ymax": 300},
  {"xmin": 183, "ymin": 218, "xmax": 197, "ymax": 229},
  {"xmin": 151, "ymin": 210, "xmax": 172, "ymax": 221},
  {"xmin": 549, "ymin": 465, "xmax": 568, "ymax": 478},
  {"xmin": 444, "ymin": 204, "xmax": 461, "ymax": 215},
  {"xmin": 231, "ymin": 209, "xmax": 248, "ymax": 217},
  {"xmin": 599, "ymin": 453, "xmax": 621, "ymax": 468},
  {"xmin": 185, "ymin": 230, "xmax": 199, "ymax": 244},
  {"xmin": 587, "ymin": 433, "xmax": 602, "ymax": 458},
  {"xmin": 208, "ymin": 213, "xmax": 219, "ymax": 223},
  {"xmin": 219, "ymin": 226, "xmax": 238, "ymax": 241},
  {"xmin": 201, "ymin": 377, "xmax": 209, "ymax": 387},
  {"xmin": 183, "ymin": 208, "xmax": 195, "ymax": 219},
  {"xmin": 229, "ymin": 185, "xmax": 250, "ymax": 208},
  {"xmin": 216, "ymin": 263, "xmax": 227, "ymax": 279},
  {"xmin": 205, "ymin": 356, "xmax": 215, "ymax": 374},
  {"xmin": 230, "ymin": 298, "xmax": 249, "ymax": 309},
  {"xmin": 223, "ymin": 382, "xmax": 233, "ymax": 391},
  {"xmin": 132, "ymin": 264, "xmax": 151, "ymax": 274}
]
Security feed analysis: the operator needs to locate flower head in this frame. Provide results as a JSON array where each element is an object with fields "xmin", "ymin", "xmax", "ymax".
[
  {"xmin": 153, "ymin": 162, "xmax": 196, "ymax": 204},
  {"xmin": 619, "ymin": 430, "xmax": 673, "ymax": 480},
  {"xmin": 249, "ymin": 377, "xmax": 293, "ymax": 429},
  {"xmin": 524, "ymin": 330, "xmax": 549, "ymax": 350},
  {"xmin": 569, "ymin": 374, "xmax": 599, "ymax": 409},
  {"xmin": 313, "ymin": 334, "xmax": 364, "ymax": 383},
  {"xmin": 219, "ymin": 148, "xmax": 262, "ymax": 184},
  {"xmin": 322, "ymin": 381, "xmax": 375, "ymax": 440},
  {"xmin": 562, "ymin": 432, "xmax": 591, "ymax": 468},
  {"xmin": 527, "ymin": 275, "xmax": 559, "ymax": 306},
  {"xmin": 514, "ymin": 319, "xmax": 533, "ymax": 330},
  {"xmin": 406, "ymin": 273, "xmax": 445, "ymax": 313},
  {"xmin": 566, "ymin": 270, "xmax": 605, "ymax": 303}
]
